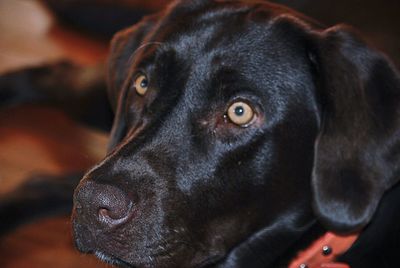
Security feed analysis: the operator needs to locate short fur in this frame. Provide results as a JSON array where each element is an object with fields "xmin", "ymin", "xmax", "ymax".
[{"xmin": 70, "ymin": 1, "xmax": 400, "ymax": 268}]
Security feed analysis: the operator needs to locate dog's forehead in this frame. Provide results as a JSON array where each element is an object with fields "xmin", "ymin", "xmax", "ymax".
[
  {"xmin": 152, "ymin": 1, "xmax": 306, "ymax": 55},
  {"xmin": 139, "ymin": 1, "xmax": 313, "ymax": 87}
]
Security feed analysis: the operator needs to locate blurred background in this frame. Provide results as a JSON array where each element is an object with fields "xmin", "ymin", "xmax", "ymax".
[{"xmin": 0, "ymin": 0, "xmax": 399, "ymax": 267}]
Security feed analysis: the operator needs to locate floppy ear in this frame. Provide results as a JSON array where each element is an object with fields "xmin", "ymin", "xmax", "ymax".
[
  {"xmin": 107, "ymin": 15, "xmax": 158, "ymax": 110},
  {"xmin": 311, "ymin": 25, "xmax": 400, "ymax": 234},
  {"xmin": 106, "ymin": 14, "xmax": 158, "ymax": 149}
]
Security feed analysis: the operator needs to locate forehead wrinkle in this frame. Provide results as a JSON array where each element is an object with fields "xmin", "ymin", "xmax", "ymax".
[
  {"xmin": 127, "ymin": 42, "xmax": 165, "ymax": 68},
  {"xmin": 149, "ymin": 2, "xmax": 252, "ymax": 60},
  {"xmin": 137, "ymin": 2, "xmax": 258, "ymax": 64}
]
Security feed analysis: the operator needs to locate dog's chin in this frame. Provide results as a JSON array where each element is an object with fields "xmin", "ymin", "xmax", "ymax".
[
  {"xmin": 92, "ymin": 249, "xmax": 225, "ymax": 268},
  {"xmin": 94, "ymin": 251, "xmax": 135, "ymax": 268}
]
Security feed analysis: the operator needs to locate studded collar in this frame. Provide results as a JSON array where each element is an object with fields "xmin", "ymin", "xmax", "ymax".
[{"xmin": 288, "ymin": 232, "xmax": 359, "ymax": 268}]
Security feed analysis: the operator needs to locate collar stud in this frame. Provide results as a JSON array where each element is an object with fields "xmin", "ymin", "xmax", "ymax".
[{"xmin": 322, "ymin": 245, "xmax": 333, "ymax": 256}]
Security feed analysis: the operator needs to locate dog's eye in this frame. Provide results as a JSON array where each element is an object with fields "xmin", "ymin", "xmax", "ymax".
[
  {"xmin": 227, "ymin": 101, "xmax": 255, "ymax": 126},
  {"xmin": 134, "ymin": 74, "xmax": 149, "ymax": 96}
]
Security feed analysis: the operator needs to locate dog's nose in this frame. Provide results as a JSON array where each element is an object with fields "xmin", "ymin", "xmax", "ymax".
[{"xmin": 74, "ymin": 180, "xmax": 135, "ymax": 227}]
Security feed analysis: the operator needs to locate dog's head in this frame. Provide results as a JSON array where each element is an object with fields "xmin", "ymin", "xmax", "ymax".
[{"xmin": 72, "ymin": 0, "xmax": 400, "ymax": 267}]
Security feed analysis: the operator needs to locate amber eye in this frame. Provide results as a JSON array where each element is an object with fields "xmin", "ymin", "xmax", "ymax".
[
  {"xmin": 134, "ymin": 74, "xmax": 149, "ymax": 95},
  {"xmin": 227, "ymin": 101, "xmax": 255, "ymax": 126}
]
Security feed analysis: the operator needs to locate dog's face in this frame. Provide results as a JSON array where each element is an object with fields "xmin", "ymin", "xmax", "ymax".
[{"xmin": 72, "ymin": 1, "xmax": 400, "ymax": 267}]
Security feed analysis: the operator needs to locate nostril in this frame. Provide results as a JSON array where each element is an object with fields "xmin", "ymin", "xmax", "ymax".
[
  {"xmin": 97, "ymin": 201, "xmax": 134, "ymax": 226},
  {"xmin": 98, "ymin": 208, "xmax": 111, "ymax": 219},
  {"xmin": 93, "ymin": 184, "xmax": 135, "ymax": 226}
]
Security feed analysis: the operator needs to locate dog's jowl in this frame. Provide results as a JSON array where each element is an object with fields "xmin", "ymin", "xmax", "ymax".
[{"xmin": 72, "ymin": 1, "xmax": 400, "ymax": 267}]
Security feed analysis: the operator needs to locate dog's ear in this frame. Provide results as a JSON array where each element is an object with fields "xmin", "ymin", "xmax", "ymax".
[
  {"xmin": 311, "ymin": 25, "xmax": 400, "ymax": 234},
  {"xmin": 106, "ymin": 15, "xmax": 158, "ymax": 149},
  {"xmin": 107, "ymin": 15, "xmax": 157, "ymax": 111}
]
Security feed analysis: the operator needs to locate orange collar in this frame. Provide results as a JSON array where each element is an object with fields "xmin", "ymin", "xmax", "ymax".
[{"xmin": 289, "ymin": 232, "xmax": 359, "ymax": 268}]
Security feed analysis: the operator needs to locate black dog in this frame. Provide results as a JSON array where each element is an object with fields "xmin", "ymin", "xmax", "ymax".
[{"xmin": 69, "ymin": 0, "xmax": 400, "ymax": 268}]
